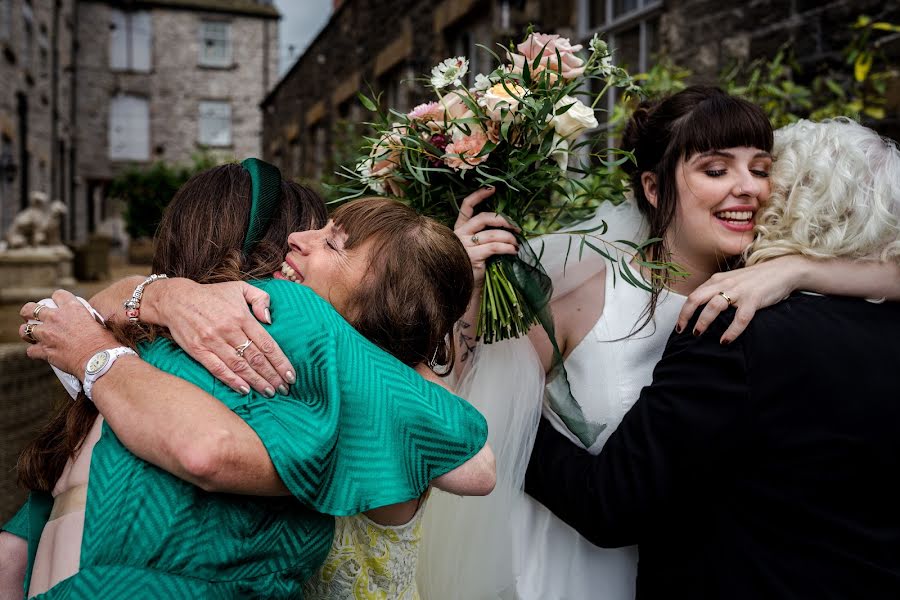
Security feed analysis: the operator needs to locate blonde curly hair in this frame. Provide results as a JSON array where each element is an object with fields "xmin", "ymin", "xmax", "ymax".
[{"xmin": 746, "ymin": 118, "xmax": 900, "ymax": 266}]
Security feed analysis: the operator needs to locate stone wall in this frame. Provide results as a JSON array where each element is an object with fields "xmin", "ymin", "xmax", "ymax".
[
  {"xmin": 0, "ymin": 0, "xmax": 77, "ymax": 241},
  {"xmin": 74, "ymin": 1, "xmax": 278, "ymax": 242},
  {"xmin": 0, "ymin": 343, "xmax": 68, "ymax": 523},
  {"xmin": 660, "ymin": 0, "xmax": 900, "ymax": 80}
]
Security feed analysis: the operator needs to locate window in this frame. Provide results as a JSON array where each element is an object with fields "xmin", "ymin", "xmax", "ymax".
[
  {"xmin": 109, "ymin": 95, "xmax": 150, "ymax": 161},
  {"xmin": 22, "ymin": 0, "xmax": 33, "ymax": 70},
  {"xmin": 109, "ymin": 9, "xmax": 152, "ymax": 72},
  {"xmin": 578, "ymin": 0, "xmax": 661, "ymax": 134},
  {"xmin": 0, "ymin": 0, "xmax": 11, "ymax": 41},
  {"xmin": 199, "ymin": 21, "xmax": 231, "ymax": 67},
  {"xmin": 198, "ymin": 101, "xmax": 231, "ymax": 146}
]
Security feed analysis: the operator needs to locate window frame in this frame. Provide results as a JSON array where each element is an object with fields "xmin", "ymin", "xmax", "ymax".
[
  {"xmin": 577, "ymin": 0, "xmax": 663, "ymax": 144},
  {"xmin": 198, "ymin": 20, "xmax": 232, "ymax": 68}
]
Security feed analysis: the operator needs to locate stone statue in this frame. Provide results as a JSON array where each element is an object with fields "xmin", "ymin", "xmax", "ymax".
[
  {"xmin": 0, "ymin": 191, "xmax": 74, "ymax": 303},
  {"xmin": 3, "ymin": 191, "xmax": 67, "ymax": 249}
]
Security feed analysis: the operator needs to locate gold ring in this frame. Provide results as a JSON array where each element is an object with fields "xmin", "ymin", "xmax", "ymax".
[
  {"xmin": 23, "ymin": 323, "xmax": 38, "ymax": 344},
  {"xmin": 471, "ymin": 234, "xmax": 480, "ymax": 244},
  {"xmin": 718, "ymin": 291, "xmax": 734, "ymax": 306},
  {"xmin": 235, "ymin": 339, "xmax": 252, "ymax": 358},
  {"xmin": 32, "ymin": 304, "xmax": 46, "ymax": 320}
]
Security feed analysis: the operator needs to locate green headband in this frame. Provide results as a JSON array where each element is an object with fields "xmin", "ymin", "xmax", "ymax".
[{"xmin": 241, "ymin": 157, "xmax": 283, "ymax": 253}]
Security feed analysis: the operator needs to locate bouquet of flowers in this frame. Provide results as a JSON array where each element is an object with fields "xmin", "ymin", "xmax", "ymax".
[{"xmin": 335, "ymin": 31, "xmax": 661, "ymax": 344}]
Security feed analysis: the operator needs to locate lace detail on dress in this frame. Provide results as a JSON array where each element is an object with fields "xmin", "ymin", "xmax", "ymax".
[{"xmin": 304, "ymin": 497, "xmax": 427, "ymax": 599}]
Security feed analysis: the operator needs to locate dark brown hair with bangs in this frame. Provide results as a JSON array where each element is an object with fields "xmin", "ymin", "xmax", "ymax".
[
  {"xmin": 18, "ymin": 163, "xmax": 328, "ymax": 492},
  {"xmin": 331, "ymin": 197, "xmax": 473, "ymax": 373},
  {"xmin": 621, "ymin": 85, "xmax": 773, "ymax": 332}
]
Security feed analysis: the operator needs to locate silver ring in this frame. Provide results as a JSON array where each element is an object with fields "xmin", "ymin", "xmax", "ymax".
[
  {"xmin": 32, "ymin": 304, "xmax": 46, "ymax": 320},
  {"xmin": 23, "ymin": 323, "xmax": 38, "ymax": 344},
  {"xmin": 471, "ymin": 234, "xmax": 480, "ymax": 244},
  {"xmin": 235, "ymin": 339, "xmax": 252, "ymax": 357}
]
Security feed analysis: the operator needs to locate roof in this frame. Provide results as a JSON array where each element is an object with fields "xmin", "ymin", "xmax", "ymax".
[{"xmin": 131, "ymin": 0, "xmax": 280, "ymax": 19}]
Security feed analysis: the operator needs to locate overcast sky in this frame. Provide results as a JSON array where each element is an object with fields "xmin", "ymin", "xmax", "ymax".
[{"xmin": 274, "ymin": 0, "xmax": 333, "ymax": 76}]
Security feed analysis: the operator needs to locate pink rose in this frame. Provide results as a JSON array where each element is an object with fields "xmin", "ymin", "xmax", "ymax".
[
  {"xmin": 508, "ymin": 32, "xmax": 586, "ymax": 80},
  {"xmin": 443, "ymin": 130, "xmax": 490, "ymax": 170}
]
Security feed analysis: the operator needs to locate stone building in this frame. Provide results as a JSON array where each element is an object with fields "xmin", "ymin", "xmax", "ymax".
[
  {"xmin": 0, "ymin": 0, "xmax": 78, "ymax": 239},
  {"xmin": 0, "ymin": 0, "xmax": 278, "ymax": 245},
  {"xmin": 262, "ymin": 0, "xmax": 900, "ymax": 182},
  {"xmin": 73, "ymin": 0, "xmax": 279, "ymax": 242}
]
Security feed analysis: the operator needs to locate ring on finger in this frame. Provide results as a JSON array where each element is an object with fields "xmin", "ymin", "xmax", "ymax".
[
  {"xmin": 235, "ymin": 339, "xmax": 252, "ymax": 358},
  {"xmin": 718, "ymin": 291, "xmax": 734, "ymax": 306},
  {"xmin": 32, "ymin": 304, "xmax": 46, "ymax": 320},
  {"xmin": 471, "ymin": 234, "xmax": 480, "ymax": 245},
  {"xmin": 23, "ymin": 323, "xmax": 38, "ymax": 344}
]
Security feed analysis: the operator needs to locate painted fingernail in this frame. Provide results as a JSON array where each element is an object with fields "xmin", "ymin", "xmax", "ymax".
[
  {"xmin": 675, "ymin": 325, "xmax": 683, "ymax": 334},
  {"xmin": 277, "ymin": 384, "xmax": 289, "ymax": 395},
  {"xmin": 239, "ymin": 386, "xmax": 250, "ymax": 396},
  {"xmin": 264, "ymin": 307, "xmax": 272, "ymax": 324},
  {"xmin": 721, "ymin": 338, "xmax": 731, "ymax": 346},
  {"xmin": 285, "ymin": 370, "xmax": 296, "ymax": 384},
  {"xmin": 692, "ymin": 328, "xmax": 700, "ymax": 337},
  {"xmin": 264, "ymin": 387, "xmax": 275, "ymax": 398}
]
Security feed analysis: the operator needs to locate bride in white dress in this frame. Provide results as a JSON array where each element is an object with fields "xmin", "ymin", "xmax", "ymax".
[{"xmin": 418, "ymin": 87, "xmax": 900, "ymax": 599}]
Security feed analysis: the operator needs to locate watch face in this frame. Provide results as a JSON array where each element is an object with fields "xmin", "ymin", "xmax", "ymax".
[{"xmin": 86, "ymin": 351, "xmax": 110, "ymax": 375}]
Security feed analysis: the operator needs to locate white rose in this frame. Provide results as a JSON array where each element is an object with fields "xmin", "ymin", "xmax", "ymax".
[{"xmin": 551, "ymin": 96, "xmax": 598, "ymax": 139}]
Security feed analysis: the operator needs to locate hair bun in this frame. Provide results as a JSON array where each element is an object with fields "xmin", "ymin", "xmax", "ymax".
[{"xmin": 621, "ymin": 101, "xmax": 656, "ymax": 175}]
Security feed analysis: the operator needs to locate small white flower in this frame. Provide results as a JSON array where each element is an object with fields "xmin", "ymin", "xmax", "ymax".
[
  {"xmin": 589, "ymin": 34, "xmax": 608, "ymax": 56},
  {"xmin": 431, "ymin": 57, "xmax": 469, "ymax": 89},
  {"xmin": 355, "ymin": 160, "xmax": 385, "ymax": 194},
  {"xmin": 595, "ymin": 54, "xmax": 614, "ymax": 78},
  {"xmin": 474, "ymin": 73, "xmax": 493, "ymax": 92}
]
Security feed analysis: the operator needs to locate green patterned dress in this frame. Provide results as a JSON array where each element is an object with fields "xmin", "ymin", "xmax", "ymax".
[{"xmin": 2, "ymin": 280, "xmax": 487, "ymax": 598}]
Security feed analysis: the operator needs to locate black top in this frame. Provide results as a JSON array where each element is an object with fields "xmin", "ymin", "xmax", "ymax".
[{"xmin": 525, "ymin": 293, "xmax": 900, "ymax": 599}]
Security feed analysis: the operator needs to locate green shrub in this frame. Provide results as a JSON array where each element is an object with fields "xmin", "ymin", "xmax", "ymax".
[{"xmin": 112, "ymin": 154, "xmax": 219, "ymax": 239}]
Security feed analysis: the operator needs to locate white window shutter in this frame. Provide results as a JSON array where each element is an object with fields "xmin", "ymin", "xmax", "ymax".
[
  {"xmin": 109, "ymin": 95, "xmax": 150, "ymax": 161},
  {"xmin": 109, "ymin": 8, "xmax": 128, "ymax": 70},
  {"xmin": 198, "ymin": 101, "xmax": 231, "ymax": 146},
  {"xmin": 131, "ymin": 11, "xmax": 152, "ymax": 72}
]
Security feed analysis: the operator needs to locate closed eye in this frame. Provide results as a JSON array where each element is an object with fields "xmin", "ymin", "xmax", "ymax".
[{"xmin": 705, "ymin": 169, "xmax": 726, "ymax": 177}]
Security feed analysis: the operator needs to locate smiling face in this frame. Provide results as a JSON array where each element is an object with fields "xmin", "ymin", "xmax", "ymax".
[
  {"xmin": 275, "ymin": 220, "xmax": 371, "ymax": 317},
  {"xmin": 662, "ymin": 146, "xmax": 772, "ymax": 273}
]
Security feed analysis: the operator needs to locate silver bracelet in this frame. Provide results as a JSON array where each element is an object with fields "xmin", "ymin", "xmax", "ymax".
[{"xmin": 124, "ymin": 274, "xmax": 168, "ymax": 322}]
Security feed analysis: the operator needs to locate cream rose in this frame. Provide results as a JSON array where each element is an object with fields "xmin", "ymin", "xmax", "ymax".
[
  {"xmin": 477, "ymin": 82, "xmax": 528, "ymax": 121},
  {"xmin": 550, "ymin": 96, "xmax": 598, "ymax": 139}
]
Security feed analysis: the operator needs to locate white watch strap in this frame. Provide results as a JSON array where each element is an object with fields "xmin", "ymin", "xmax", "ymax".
[{"xmin": 83, "ymin": 346, "xmax": 138, "ymax": 401}]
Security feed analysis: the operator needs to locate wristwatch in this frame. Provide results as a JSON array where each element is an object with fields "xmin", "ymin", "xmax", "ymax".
[{"xmin": 83, "ymin": 346, "xmax": 138, "ymax": 401}]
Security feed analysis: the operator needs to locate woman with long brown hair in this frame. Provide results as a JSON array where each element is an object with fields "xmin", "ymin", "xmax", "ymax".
[{"xmin": 2, "ymin": 159, "xmax": 493, "ymax": 599}]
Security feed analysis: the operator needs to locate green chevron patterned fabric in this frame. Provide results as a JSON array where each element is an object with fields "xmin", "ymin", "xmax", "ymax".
[{"xmin": 11, "ymin": 279, "xmax": 487, "ymax": 599}]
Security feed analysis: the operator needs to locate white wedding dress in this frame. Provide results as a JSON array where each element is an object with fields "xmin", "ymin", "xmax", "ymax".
[{"xmin": 418, "ymin": 199, "xmax": 687, "ymax": 600}]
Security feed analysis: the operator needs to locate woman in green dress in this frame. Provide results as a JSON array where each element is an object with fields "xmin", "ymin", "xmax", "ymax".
[{"xmin": 2, "ymin": 159, "xmax": 493, "ymax": 598}]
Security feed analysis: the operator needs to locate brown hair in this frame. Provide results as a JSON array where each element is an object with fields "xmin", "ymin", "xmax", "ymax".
[
  {"xmin": 332, "ymin": 197, "xmax": 474, "ymax": 373},
  {"xmin": 621, "ymin": 85, "xmax": 773, "ymax": 332},
  {"xmin": 18, "ymin": 163, "xmax": 327, "ymax": 492}
]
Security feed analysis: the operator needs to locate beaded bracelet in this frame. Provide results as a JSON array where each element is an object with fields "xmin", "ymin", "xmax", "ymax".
[{"xmin": 124, "ymin": 274, "xmax": 168, "ymax": 322}]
